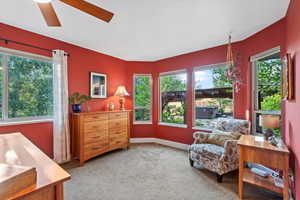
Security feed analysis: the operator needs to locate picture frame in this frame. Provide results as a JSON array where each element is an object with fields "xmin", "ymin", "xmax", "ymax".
[
  {"xmin": 90, "ymin": 72, "xmax": 107, "ymax": 98},
  {"xmin": 281, "ymin": 53, "xmax": 294, "ymax": 100}
]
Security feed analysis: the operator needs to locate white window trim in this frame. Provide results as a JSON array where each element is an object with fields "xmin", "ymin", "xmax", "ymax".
[
  {"xmin": 192, "ymin": 63, "xmax": 234, "ymax": 129},
  {"xmin": 0, "ymin": 47, "xmax": 53, "ymax": 125},
  {"xmin": 251, "ymin": 47, "xmax": 281, "ymax": 134},
  {"xmin": 159, "ymin": 69, "xmax": 188, "ymax": 126},
  {"xmin": 133, "ymin": 74, "xmax": 153, "ymax": 125},
  {"xmin": 158, "ymin": 122, "xmax": 187, "ymax": 128}
]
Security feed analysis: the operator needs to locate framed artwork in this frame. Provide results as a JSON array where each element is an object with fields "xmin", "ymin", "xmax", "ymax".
[
  {"xmin": 281, "ymin": 54, "xmax": 294, "ymax": 100},
  {"xmin": 90, "ymin": 72, "xmax": 107, "ymax": 98}
]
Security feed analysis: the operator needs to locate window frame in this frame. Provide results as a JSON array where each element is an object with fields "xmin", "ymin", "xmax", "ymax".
[
  {"xmin": 158, "ymin": 69, "xmax": 188, "ymax": 128},
  {"xmin": 192, "ymin": 62, "xmax": 234, "ymax": 130},
  {"xmin": 250, "ymin": 46, "xmax": 281, "ymax": 134},
  {"xmin": 133, "ymin": 74, "xmax": 153, "ymax": 125},
  {"xmin": 0, "ymin": 47, "xmax": 53, "ymax": 125}
]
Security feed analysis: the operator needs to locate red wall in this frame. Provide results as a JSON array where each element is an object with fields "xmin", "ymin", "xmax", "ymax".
[
  {"xmin": 149, "ymin": 19, "xmax": 286, "ymax": 144},
  {"xmin": 126, "ymin": 61, "xmax": 155, "ymax": 138},
  {"xmin": 284, "ymin": 0, "xmax": 300, "ymax": 198},
  {"xmin": 0, "ymin": 23, "xmax": 128, "ymax": 157}
]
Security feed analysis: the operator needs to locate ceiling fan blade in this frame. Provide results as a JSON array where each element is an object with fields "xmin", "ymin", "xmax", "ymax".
[
  {"xmin": 37, "ymin": 2, "xmax": 61, "ymax": 27},
  {"xmin": 59, "ymin": 0, "xmax": 114, "ymax": 23}
]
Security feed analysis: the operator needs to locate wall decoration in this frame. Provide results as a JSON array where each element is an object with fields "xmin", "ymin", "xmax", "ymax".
[
  {"xmin": 225, "ymin": 35, "xmax": 242, "ymax": 92},
  {"xmin": 90, "ymin": 72, "xmax": 107, "ymax": 98},
  {"xmin": 281, "ymin": 54, "xmax": 294, "ymax": 100}
]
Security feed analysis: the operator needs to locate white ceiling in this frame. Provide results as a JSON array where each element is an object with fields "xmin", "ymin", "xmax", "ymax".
[{"xmin": 0, "ymin": 0, "xmax": 290, "ymax": 61}]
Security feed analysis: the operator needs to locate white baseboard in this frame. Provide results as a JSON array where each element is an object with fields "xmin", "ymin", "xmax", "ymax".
[{"xmin": 130, "ymin": 138, "xmax": 190, "ymax": 151}]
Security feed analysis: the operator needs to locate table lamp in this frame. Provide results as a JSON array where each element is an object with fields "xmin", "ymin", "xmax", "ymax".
[
  {"xmin": 114, "ymin": 86, "xmax": 129, "ymax": 110},
  {"xmin": 259, "ymin": 114, "xmax": 280, "ymax": 141}
]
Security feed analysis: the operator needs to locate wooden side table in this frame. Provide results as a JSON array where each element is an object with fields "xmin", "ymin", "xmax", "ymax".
[{"xmin": 238, "ymin": 135, "xmax": 289, "ymax": 200}]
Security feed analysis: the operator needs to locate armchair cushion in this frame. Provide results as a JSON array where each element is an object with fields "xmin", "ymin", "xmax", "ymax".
[
  {"xmin": 215, "ymin": 118, "xmax": 250, "ymax": 135},
  {"xmin": 193, "ymin": 130, "xmax": 241, "ymax": 147},
  {"xmin": 190, "ymin": 144, "xmax": 224, "ymax": 160}
]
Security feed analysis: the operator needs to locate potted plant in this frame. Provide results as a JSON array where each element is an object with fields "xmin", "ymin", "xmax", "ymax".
[{"xmin": 69, "ymin": 92, "xmax": 91, "ymax": 113}]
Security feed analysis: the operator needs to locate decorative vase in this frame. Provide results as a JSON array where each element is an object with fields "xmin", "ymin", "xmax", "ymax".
[
  {"xmin": 72, "ymin": 104, "xmax": 82, "ymax": 113},
  {"xmin": 108, "ymin": 102, "xmax": 115, "ymax": 111}
]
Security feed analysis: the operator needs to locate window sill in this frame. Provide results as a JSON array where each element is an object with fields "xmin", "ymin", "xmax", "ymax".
[
  {"xmin": 158, "ymin": 122, "xmax": 187, "ymax": 128},
  {"xmin": 192, "ymin": 126, "xmax": 213, "ymax": 132},
  {"xmin": 133, "ymin": 121, "xmax": 152, "ymax": 125},
  {"xmin": 0, "ymin": 118, "xmax": 53, "ymax": 126}
]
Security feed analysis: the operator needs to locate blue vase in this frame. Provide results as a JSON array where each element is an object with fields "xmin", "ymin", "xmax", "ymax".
[{"xmin": 72, "ymin": 104, "xmax": 82, "ymax": 113}]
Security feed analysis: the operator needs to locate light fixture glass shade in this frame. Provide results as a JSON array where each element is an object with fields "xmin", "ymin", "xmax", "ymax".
[
  {"xmin": 259, "ymin": 114, "xmax": 280, "ymax": 129},
  {"xmin": 34, "ymin": 0, "xmax": 52, "ymax": 3},
  {"xmin": 114, "ymin": 86, "xmax": 129, "ymax": 97}
]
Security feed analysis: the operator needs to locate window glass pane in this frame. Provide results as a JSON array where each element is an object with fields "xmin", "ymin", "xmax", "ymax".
[
  {"xmin": 194, "ymin": 66, "xmax": 233, "ymax": 129},
  {"xmin": 135, "ymin": 108, "xmax": 151, "ymax": 121},
  {"xmin": 0, "ymin": 54, "xmax": 3, "ymax": 118},
  {"xmin": 160, "ymin": 72, "xmax": 187, "ymax": 125},
  {"xmin": 135, "ymin": 76, "xmax": 151, "ymax": 107},
  {"xmin": 257, "ymin": 58, "xmax": 281, "ymax": 111},
  {"xmin": 8, "ymin": 55, "xmax": 53, "ymax": 118}
]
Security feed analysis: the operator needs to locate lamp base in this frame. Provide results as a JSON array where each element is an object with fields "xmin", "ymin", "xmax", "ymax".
[{"xmin": 119, "ymin": 97, "xmax": 125, "ymax": 111}]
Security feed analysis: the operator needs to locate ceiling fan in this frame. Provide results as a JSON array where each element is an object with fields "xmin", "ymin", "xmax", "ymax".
[{"xmin": 34, "ymin": 0, "xmax": 114, "ymax": 27}]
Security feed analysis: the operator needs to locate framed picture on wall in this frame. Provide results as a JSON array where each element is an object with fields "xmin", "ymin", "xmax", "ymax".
[
  {"xmin": 90, "ymin": 72, "xmax": 107, "ymax": 98},
  {"xmin": 281, "ymin": 53, "xmax": 294, "ymax": 100}
]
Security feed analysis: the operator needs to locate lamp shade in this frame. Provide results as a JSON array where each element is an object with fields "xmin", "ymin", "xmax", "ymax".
[
  {"xmin": 114, "ymin": 86, "xmax": 129, "ymax": 97},
  {"xmin": 259, "ymin": 114, "xmax": 280, "ymax": 129}
]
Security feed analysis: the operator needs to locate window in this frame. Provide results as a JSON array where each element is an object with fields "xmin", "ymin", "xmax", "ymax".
[
  {"xmin": 193, "ymin": 64, "xmax": 233, "ymax": 129},
  {"xmin": 0, "ymin": 49, "xmax": 53, "ymax": 123},
  {"xmin": 252, "ymin": 48, "xmax": 281, "ymax": 135},
  {"xmin": 133, "ymin": 74, "xmax": 152, "ymax": 124},
  {"xmin": 159, "ymin": 70, "xmax": 187, "ymax": 127}
]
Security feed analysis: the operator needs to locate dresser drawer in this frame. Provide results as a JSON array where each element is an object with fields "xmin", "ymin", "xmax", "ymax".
[
  {"xmin": 110, "ymin": 134, "xmax": 128, "ymax": 144},
  {"xmin": 84, "ymin": 114, "xmax": 108, "ymax": 122},
  {"xmin": 108, "ymin": 119, "xmax": 127, "ymax": 130},
  {"xmin": 84, "ymin": 141, "xmax": 108, "ymax": 160},
  {"xmin": 109, "ymin": 112, "xmax": 127, "ymax": 120},
  {"xmin": 84, "ymin": 131, "xmax": 108, "ymax": 144},
  {"xmin": 109, "ymin": 126, "xmax": 127, "ymax": 135},
  {"xmin": 84, "ymin": 121, "xmax": 108, "ymax": 133},
  {"xmin": 109, "ymin": 137, "xmax": 128, "ymax": 151}
]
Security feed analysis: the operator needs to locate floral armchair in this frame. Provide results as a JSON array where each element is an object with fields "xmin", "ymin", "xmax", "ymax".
[{"xmin": 189, "ymin": 118, "xmax": 250, "ymax": 182}]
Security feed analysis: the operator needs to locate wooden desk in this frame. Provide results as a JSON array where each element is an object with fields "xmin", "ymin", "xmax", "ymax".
[
  {"xmin": 0, "ymin": 133, "xmax": 71, "ymax": 200},
  {"xmin": 237, "ymin": 135, "xmax": 289, "ymax": 200}
]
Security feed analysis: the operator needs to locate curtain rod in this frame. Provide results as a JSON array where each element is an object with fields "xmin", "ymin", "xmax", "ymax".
[{"xmin": 0, "ymin": 37, "xmax": 70, "ymax": 56}]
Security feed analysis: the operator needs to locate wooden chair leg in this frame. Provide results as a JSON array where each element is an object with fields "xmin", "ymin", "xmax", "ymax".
[
  {"xmin": 217, "ymin": 174, "xmax": 223, "ymax": 183},
  {"xmin": 189, "ymin": 158, "xmax": 194, "ymax": 167}
]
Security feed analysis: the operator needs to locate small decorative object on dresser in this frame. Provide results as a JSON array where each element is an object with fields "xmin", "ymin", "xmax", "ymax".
[
  {"xmin": 71, "ymin": 110, "xmax": 131, "ymax": 166},
  {"xmin": 69, "ymin": 92, "xmax": 91, "ymax": 113},
  {"xmin": 90, "ymin": 72, "xmax": 107, "ymax": 98},
  {"xmin": 114, "ymin": 86, "xmax": 130, "ymax": 110}
]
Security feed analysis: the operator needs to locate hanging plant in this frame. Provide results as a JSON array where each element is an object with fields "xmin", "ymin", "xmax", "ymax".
[{"xmin": 225, "ymin": 35, "xmax": 243, "ymax": 92}]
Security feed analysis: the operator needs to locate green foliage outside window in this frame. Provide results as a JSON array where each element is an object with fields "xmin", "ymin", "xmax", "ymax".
[
  {"xmin": 134, "ymin": 76, "xmax": 151, "ymax": 121},
  {"xmin": 160, "ymin": 74, "xmax": 186, "ymax": 124},
  {"xmin": 7, "ymin": 55, "xmax": 53, "ymax": 118}
]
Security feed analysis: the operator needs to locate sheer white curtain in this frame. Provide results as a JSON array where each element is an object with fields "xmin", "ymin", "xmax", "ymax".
[{"xmin": 53, "ymin": 50, "xmax": 71, "ymax": 164}]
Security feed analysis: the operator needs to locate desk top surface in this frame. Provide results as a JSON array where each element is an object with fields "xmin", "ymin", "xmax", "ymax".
[
  {"xmin": 0, "ymin": 132, "xmax": 71, "ymax": 198},
  {"xmin": 238, "ymin": 135, "xmax": 289, "ymax": 154}
]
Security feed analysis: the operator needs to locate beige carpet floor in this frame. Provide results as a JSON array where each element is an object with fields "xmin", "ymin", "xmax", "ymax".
[{"xmin": 63, "ymin": 144, "xmax": 282, "ymax": 200}]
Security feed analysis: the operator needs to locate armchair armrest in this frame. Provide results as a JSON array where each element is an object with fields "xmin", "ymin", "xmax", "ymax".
[
  {"xmin": 193, "ymin": 131, "xmax": 210, "ymax": 144},
  {"xmin": 221, "ymin": 140, "xmax": 239, "ymax": 162}
]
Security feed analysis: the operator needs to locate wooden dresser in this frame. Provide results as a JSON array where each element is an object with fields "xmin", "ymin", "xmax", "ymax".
[{"xmin": 71, "ymin": 110, "xmax": 130, "ymax": 165}]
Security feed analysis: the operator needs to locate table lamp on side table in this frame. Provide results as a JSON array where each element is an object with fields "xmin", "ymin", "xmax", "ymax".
[
  {"xmin": 114, "ymin": 86, "xmax": 129, "ymax": 111},
  {"xmin": 259, "ymin": 114, "xmax": 280, "ymax": 145}
]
